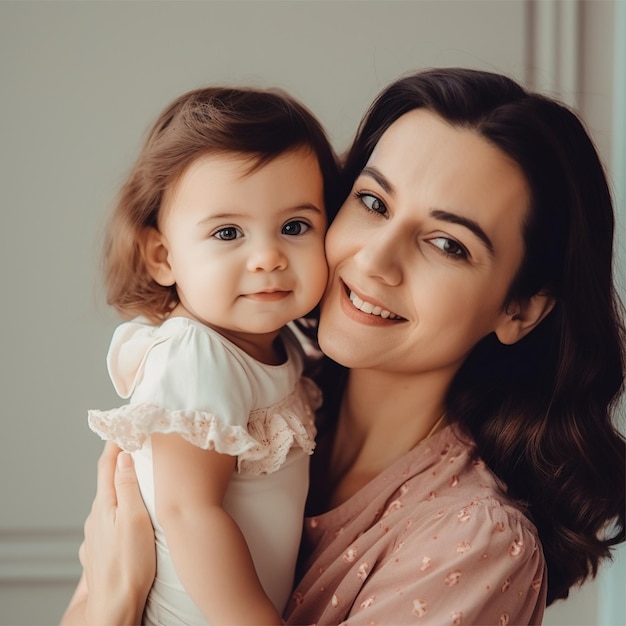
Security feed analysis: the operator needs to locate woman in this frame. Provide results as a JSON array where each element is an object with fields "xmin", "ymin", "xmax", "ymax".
[{"xmin": 62, "ymin": 68, "xmax": 625, "ymax": 625}]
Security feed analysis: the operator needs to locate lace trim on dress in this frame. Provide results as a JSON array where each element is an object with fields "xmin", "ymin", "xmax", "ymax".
[{"xmin": 88, "ymin": 377, "xmax": 321, "ymax": 476}]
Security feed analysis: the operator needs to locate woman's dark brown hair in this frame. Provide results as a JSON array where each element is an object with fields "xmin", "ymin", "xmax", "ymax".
[
  {"xmin": 333, "ymin": 67, "xmax": 625, "ymax": 605},
  {"xmin": 104, "ymin": 86, "xmax": 339, "ymax": 322}
]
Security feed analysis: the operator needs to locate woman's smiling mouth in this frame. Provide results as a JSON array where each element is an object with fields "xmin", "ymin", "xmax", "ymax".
[
  {"xmin": 349, "ymin": 291, "xmax": 401, "ymax": 319},
  {"xmin": 342, "ymin": 282, "xmax": 404, "ymax": 320}
]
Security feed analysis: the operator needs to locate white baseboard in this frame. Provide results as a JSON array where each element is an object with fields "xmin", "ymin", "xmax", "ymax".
[{"xmin": 0, "ymin": 529, "xmax": 82, "ymax": 582}]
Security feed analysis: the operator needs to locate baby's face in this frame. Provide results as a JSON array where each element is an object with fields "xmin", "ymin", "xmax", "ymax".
[{"xmin": 148, "ymin": 148, "xmax": 328, "ymax": 342}]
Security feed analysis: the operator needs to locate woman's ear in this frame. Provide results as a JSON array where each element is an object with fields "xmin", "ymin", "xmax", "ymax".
[
  {"xmin": 495, "ymin": 292, "xmax": 555, "ymax": 345},
  {"xmin": 141, "ymin": 227, "xmax": 176, "ymax": 287}
]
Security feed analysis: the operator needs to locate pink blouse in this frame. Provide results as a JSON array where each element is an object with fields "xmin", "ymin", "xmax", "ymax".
[{"xmin": 284, "ymin": 424, "xmax": 547, "ymax": 625}]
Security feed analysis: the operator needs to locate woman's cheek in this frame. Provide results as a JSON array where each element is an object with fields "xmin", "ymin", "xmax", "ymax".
[{"xmin": 324, "ymin": 208, "xmax": 354, "ymax": 270}]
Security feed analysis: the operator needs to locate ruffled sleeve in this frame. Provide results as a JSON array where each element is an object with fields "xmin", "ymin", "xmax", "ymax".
[
  {"xmin": 88, "ymin": 319, "xmax": 318, "ymax": 474},
  {"xmin": 240, "ymin": 377, "xmax": 319, "ymax": 475}
]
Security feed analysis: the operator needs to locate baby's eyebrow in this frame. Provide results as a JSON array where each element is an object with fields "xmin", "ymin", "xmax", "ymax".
[
  {"xmin": 281, "ymin": 203, "xmax": 325, "ymax": 215},
  {"xmin": 195, "ymin": 212, "xmax": 244, "ymax": 226},
  {"xmin": 196, "ymin": 203, "xmax": 324, "ymax": 227},
  {"xmin": 430, "ymin": 209, "xmax": 495, "ymax": 256}
]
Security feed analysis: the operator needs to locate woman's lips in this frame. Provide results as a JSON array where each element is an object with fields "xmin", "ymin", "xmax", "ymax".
[
  {"xmin": 348, "ymin": 290, "xmax": 401, "ymax": 319},
  {"xmin": 339, "ymin": 281, "xmax": 405, "ymax": 323}
]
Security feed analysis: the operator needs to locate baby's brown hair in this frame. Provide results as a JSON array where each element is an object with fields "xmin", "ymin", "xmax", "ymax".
[{"xmin": 103, "ymin": 86, "xmax": 338, "ymax": 322}]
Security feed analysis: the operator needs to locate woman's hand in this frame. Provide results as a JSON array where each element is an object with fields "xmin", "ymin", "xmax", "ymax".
[{"xmin": 61, "ymin": 442, "xmax": 155, "ymax": 625}]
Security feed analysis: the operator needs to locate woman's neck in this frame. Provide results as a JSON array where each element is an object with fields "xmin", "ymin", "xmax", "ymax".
[{"xmin": 326, "ymin": 367, "xmax": 450, "ymax": 508}]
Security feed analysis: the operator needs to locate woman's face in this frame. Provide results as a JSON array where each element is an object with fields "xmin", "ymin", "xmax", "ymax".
[{"xmin": 319, "ymin": 109, "xmax": 530, "ymax": 379}]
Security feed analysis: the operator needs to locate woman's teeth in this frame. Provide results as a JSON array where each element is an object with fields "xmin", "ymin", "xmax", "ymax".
[{"xmin": 349, "ymin": 291, "xmax": 400, "ymax": 319}]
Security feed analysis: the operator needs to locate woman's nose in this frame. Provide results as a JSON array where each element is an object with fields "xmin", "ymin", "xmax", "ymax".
[
  {"xmin": 353, "ymin": 228, "xmax": 403, "ymax": 286},
  {"xmin": 246, "ymin": 240, "xmax": 288, "ymax": 272}
]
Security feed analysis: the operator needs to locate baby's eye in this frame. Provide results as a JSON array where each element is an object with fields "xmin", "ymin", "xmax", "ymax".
[
  {"xmin": 213, "ymin": 226, "xmax": 242, "ymax": 241},
  {"xmin": 355, "ymin": 192, "xmax": 387, "ymax": 216},
  {"xmin": 282, "ymin": 220, "xmax": 310, "ymax": 236},
  {"xmin": 430, "ymin": 237, "xmax": 469, "ymax": 259}
]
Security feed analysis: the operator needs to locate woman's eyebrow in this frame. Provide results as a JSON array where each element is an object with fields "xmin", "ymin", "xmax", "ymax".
[
  {"xmin": 360, "ymin": 166, "xmax": 395, "ymax": 195},
  {"xmin": 430, "ymin": 209, "xmax": 495, "ymax": 256},
  {"xmin": 360, "ymin": 166, "xmax": 495, "ymax": 255}
]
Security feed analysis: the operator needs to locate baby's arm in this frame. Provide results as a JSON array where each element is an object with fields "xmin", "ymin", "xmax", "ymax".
[{"xmin": 151, "ymin": 433, "xmax": 283, "ymax": 626}]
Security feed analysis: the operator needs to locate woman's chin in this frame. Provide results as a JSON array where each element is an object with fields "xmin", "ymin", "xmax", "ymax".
[{"xmin": 317, "ymin": 318, "xmax": 362, "ymax": 368}]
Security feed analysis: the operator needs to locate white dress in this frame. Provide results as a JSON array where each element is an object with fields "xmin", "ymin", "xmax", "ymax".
[{"xmin": 88, "ymin": 317, "xmax": 319, "ymax": 625}]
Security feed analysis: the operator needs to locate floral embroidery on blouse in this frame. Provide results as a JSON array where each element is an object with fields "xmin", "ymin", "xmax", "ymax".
[{"xmin": 285, "ymin": 424, "xmax": 547, "ymax": 626}]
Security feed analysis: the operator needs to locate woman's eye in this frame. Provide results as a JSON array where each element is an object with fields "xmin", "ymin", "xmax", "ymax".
[
  {"xmin": 213, "ymin": 226, "xmax": 242, "ymax": 241},
  {"xmin": 430, "ymin": 237, "xmax": 468, "ymax": 259},
  {"xmin": 282, "ymin": 220, "xmax": 310, "ymax": 236},
  {"xmin": 355, "ymin": 192, "xmax": 387, "ymax": 215}
]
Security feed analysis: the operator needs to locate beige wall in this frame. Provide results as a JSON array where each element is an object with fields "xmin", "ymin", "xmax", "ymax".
[{"xmin": 0, "ymin": 1, "xmax": 622, "ymax": 624}]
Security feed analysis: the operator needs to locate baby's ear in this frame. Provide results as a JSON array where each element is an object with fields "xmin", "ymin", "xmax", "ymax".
[
  {"xmin": 141, "ymin": 227, "xmax": 176, "ymax": 287},
  {"xmin": 494, "ymin": 292, "xmax": 555, "ymax": 345}
]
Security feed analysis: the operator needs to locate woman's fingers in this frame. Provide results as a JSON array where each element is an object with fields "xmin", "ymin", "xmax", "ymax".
[
  {"xmin": 115, "ymin": 450, "xmax": 142, "ymax": 491},
  {"xmin": 77, "ymin": 539, "xmax": 86, "ymax": 571},
  {"xmin": 96, "ymin": 441, "xmax": 123, "ymax": 508},
  {"xmin": 77, "ymin": 442, "xmax": 155, "ymax": 624},
  {"xmin": 114, "ymin": 450, "xmax": 154, "ymax": 528}
]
